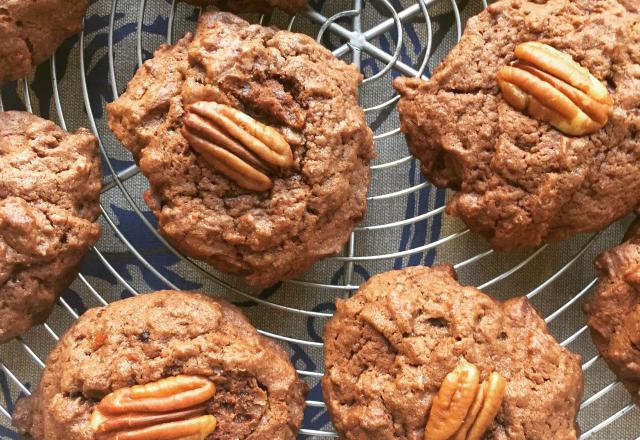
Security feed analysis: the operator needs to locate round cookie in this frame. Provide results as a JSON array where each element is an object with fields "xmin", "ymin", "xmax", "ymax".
[
  {"xmin": 183, "ymin": 0, "xmax": 307, "ymax": 14},
  {"xmin": 394, "ymin": 0, "xmax": 640, "ymax": 250},
  {"xmin": 322, "ymin": 265, "xmax": 584, "ymax": 439},
  {"xmin": 585, "ymin": 219, "xmax": 640, "ymax": 405},
  {"xmin": 107, "ymin": 12, "xmax": 375, "ymax": 287},
  {"xmin": 0, "ymin": 0, "xmax": 90, "ymax": 86},
  {"xmin": 11, "ymin": 291, "xmax": 308, "ymax": 439},
  {"xmin": 0, "ymin": 111, "xmax": 101, "ymax": 343}
]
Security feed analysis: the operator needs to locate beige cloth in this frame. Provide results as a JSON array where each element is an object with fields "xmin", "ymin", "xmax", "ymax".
[{"xmin": 0, "ymin": 0, "xmax": 638, "ymax": 438}]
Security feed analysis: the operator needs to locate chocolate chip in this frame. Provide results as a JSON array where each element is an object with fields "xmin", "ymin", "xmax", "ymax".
[
  {"xmin": 139, "ymin": 330, "xmax": 150, "ymax": 342},
  {"xmin": 428, "ymin": 317, "xmax": 448, "ymax": 328}
]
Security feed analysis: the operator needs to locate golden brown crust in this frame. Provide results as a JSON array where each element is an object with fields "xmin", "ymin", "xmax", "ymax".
[
  {"xmin": 12, "ymin": 291, "xmax": 307, "ymax": 439},
  {"xmin": 107, "ymin": 12, "xmax": 374, "ymax": 287},
  {"xmin": 394, "ymin": 0, "xmax": 640, "ymax": 250},
  {"xmin": 323, "ymin": 265, "xmax": 583, "ymax": 439},
  {"xmin": 585, "ymin": 219, "xmax": 640, "ymax": 405},
  {"xmin": 0, "ymin": 0, "xmax": 90, "ymax": 85},
  {"xmin": 0, "ymin": 111, "xmax": 101, "ymax": 343}
]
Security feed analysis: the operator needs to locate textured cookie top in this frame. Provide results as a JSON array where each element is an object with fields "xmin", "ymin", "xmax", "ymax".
[
  {"xmin": 0, "ymin": 111, "xmax": 101, "ymax": 343},
  {"xmin": 0, "ymin": 0, "xmax": 90, "ymax": 85},
  {"xmin": 322, "ymin": 265, "xmax": 583, "ymax": 439},
  {"xmin": 183, "ymin": 0, "xmax": 307, "ymax": 14},
  {"xmin": 107, "ymin": 12, "xmax": 374, "ymax": 287},
  {"xmin": 585, "ymin": 220, "xmax": 640, "ymax": 405},
  {"xmin": 12, "ymin": 291, "xmax": 307, "ymax": 439},
  {"xmin": 394, "ymin": 0, "xmax": 640, "ymax": 250}
]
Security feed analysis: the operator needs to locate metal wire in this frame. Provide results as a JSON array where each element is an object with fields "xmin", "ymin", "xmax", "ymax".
[{"xmin": 0, "ymin": 0, "xmax": 638, "ymax": 438}]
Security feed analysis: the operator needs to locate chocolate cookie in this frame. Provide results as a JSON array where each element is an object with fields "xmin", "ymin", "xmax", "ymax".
[
  {"xmin": 107, "ymin": 12, "xmax": 374, "ymax": 287},
  {"xmin": 0, "ymin": 111, "xmax": 101, "ymax": 343},
  {"xmin": 183, "ymin": 0, "xmax": 307, "ymax": 14},
  {"xmin": 394, "ymin": 0, "xmax": 640, "ymax": 250},
  {"xmin": 585, "ymin": 219, "xmax": 640, "ymax": 406},
  {"xmin": 12, "ymin": 291, "xmax": 308, "ymax": 439},
  {"xmin": 323, "ymin": 265, "xmax": 583, "ymax": 439},
  {"xmin": 0, "ymin": 0, "xmax": 90, "ymax": 86}
]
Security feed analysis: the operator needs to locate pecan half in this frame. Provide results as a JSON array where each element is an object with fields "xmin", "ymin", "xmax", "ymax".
[
  {"xmin": 182, "ymin": 101, "xmax": 294, "ymax": 192},
  {"xmin": 424, "ymin": 364, "xmax": 507, "ymax": 440},
  {"xmin": 90, "ymin": 375, "xmax": 217, "ymax": 440},
  {"xmin": 451, "ymin": 377, "xmax": 486, "ymax": 440},
  {"xmin": 465, "ymin": 372, "xmax": 507, "ymax": 440},
  {"xmin": 424, "ymin": 362, "xmax": 480, "ymax": 440},
  {"xmin": 497, "ymin": 42, "xmax": 613, "ymax": 136}
]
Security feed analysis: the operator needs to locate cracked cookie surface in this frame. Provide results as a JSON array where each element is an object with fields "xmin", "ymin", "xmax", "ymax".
[
  {"xmin": 394, "ymin": 0, "xmax": 640, "ymax": 250},
  {"xmin": 322, "ymin": 265, "xmax": 583, "ymax": 439},
  {"xmin": 0, "ymin": 111, "xmax": 101, "ymax": 343},
  {"xmin": 0, "ymin": 0, "xmax": 89, "ymax": 86},
  {"xmin": 585, "ymin": 219, "xmax": 640, "ymax": 406},
  {"xmin": 11, "ymin": 291, "xmax": 307, "ymax": 439},
  {"xmin": 107, "ymin": 12, "xmax": 374, "ymax": 287}
]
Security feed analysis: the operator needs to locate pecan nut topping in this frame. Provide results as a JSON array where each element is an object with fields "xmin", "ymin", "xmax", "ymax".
[
  {"xmin": 456, "ymin": 372, "xmax": 507, "ymax": 440},
  {"xmin": 90, "ymin": 375, "xmax": 217, "ymax": 440},
  {"xmin": 424, "ymin": 363, "xmax": 507, "ymax": 440},
  {"xmin": 182, "ymin": 101, "xmax": 294, "ymax": 192},
  {"xmin": 497, "ymin": 42, "xmax": 613, "ymax": 136},
  {"xmin": 424, "ymin": 362, "xmax": 480, "ymax": 440}
]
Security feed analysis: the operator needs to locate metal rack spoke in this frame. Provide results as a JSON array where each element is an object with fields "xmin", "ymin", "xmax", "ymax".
[
  {"xmin": 581, "ymin": 381, "xmax": 621, "ymax": 410},
  {"xmin": 0, "ymin": 404, "xmax": 10, "ymax": 420},
  {"xmin": 330, "ymin": 229, "xmax": 469, "ymax": 261},
  {"xmin": 0, "ymin": 363, "xmax": 31, "ymax": 396},
  {"xmin": 355, "ymin": 205, "xmax": 445, "ymax": 231},
  {"xmin": 42, "ymin": 324, "xmax": 60, "ymax": 343},
  {"xmin": 477, "ymin": 245, "xmax": 548, "ymax": 290},
  {"xmin": 16, "ymin": 340, "xmax": 46, "ymax": 369},
  {"xmin": 527, "ymin": 233, "xmax": 602, "ymax": 299},
  {"xmin": 579, "ymin": 404, "xmax": 636, "ymax": 439},
  {"xmin": 583, "ymin": 355, "xmax": 602, "ymax": 371},
  {"xmin": 545, "ymin": 278, "xmax": 597, "ymax": 323},
  {"xmin": 367, "ymin": 181, "xmax": 429, "ymax": 200},
  {"xmin": 299, "ymin": 428, "xmax": 338, "ymax": 437}
]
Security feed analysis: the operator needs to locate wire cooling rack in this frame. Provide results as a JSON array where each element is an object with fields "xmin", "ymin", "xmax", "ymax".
[{"xmin": 0, "ymin": 0, "xmax": 639, "ymax": 438}]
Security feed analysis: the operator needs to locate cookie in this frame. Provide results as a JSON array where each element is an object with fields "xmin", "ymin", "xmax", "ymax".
[
  {"xmin": 322, "ymin": 265, "xmax": 583, "ymax": 439},
  {"xmin": 394, "ymin": 0, "xmax": 640, "ymax": 250},
  {"xmin": 585, "ymin": 219, "xmax": 640, "ymax": 405},
  {"xmin": 11, "ymin": 291, "xmax": 308, "ymax": 439},
  {"xmin": 183, "ymin": 0, "xmax": 307, "ymax": 14},
  {"xmin": 0, "ymin": 0, "xmax": 90, "ymax": 86},
  {"xmin": 0, "ymin": 111, "xmax": 101, "ymax": 343},
  {"xmin": 107, "ymin": 12, "xmax": 374, "ymax": 287}
]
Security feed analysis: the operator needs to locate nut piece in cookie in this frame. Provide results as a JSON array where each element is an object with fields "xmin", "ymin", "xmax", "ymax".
[
  {"xmin": 585, "ymin": 219, "xmax": 640, "ymax": 405},
  {"xmin": 0, "ymin": 111, "xmax": 101, "ymax": 343},
  {"xmin": 107, "ymin": 12, "xmax": 375, "ymax": 287},
  {"xmin": 497, "ymin": 42, "xmax": 613, "ymax": 136},
  {"xmin": 460, "ymin": 372, "xmax": 507, "ymax": 440},
  {"xmin": 394, "ymin": 0, "xmax": 640, "ymax": 250},
  {"xmin": 425, "ymin": 363, "xmax": 507, "ymax": 440},
  {"xmin": 11, "ymin": 291, "xmax": 307, "ymax": 439},
  {"xmin": 90, "ymin": 375, "xmax": 217, "ymax": 438},
  {"xmin": 424, "ymin": 362, "xmax": 480, "ymax": 440},
  {"xmin": 322, "ymin": 265, "xmax": 583, "ymax": 439},
  {"xmin": 183, "ymin": 102, "xmax": 294, "ymax": 192}
]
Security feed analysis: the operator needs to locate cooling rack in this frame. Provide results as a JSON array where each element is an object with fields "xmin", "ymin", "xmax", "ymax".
[{"xmin": 0, "ymin": 0, "xmax": 638, "ymax": 438}]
